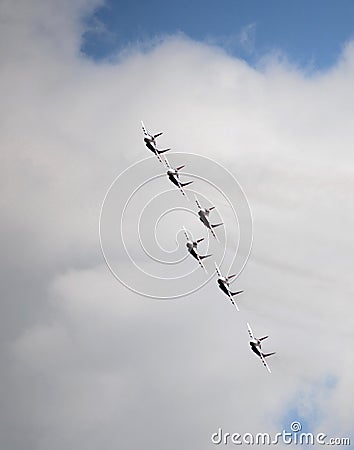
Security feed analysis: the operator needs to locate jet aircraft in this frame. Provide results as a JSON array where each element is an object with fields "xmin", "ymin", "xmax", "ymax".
[
  {"xmin": 165, "ymin": 157, "xmax": 193, "ymax": 197},
  {"xmin": 247, "ymin": 323, "xmax": 275, "ymax": 373},
  {"xmin": 182, "ymin": 226, "xmax": 212, "ymax": 272},
  {"xmin": 141, "ymin": 121, "xmax": 170, "ymax": 163},
  {"xmin": 215, "ymin": 263, "xmax": 243, "ymax": 310},
  {"xmin": 195, "ymin": 195, "xmax": 223, "ymax": 240}
]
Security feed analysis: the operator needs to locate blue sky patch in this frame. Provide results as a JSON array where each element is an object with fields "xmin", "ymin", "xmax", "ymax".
[
  {"xmin": 280, "ymin": 374, "xmax": 338, "ymax": 436},
  {"xmin": 81, "ymin": 0, "xmax": 354, "ymax": 70}
]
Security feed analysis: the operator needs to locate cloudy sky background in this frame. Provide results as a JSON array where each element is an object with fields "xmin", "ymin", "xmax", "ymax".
[{"xmin": 1, "ymin": 0, "xmax": 354, "ymax": 449}]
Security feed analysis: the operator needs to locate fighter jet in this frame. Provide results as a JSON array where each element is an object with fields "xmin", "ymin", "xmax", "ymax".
[
  {"xmin": 182, "ymin": 226, "xmax": 212, "ymax": 272},
  {"xmin": 247, "ymin": 323, "xmax": 275, "ymax": 373},
  {"xmin": 165, "ymin": 157, "xmax": 193, "ymax": 197},
  {"xmin": 141, "ymin": 121, "xmax": 170, "ymax": 163},
  {"xmin": 215, "ymin": 263, "xmax": 243, "ymax": 310},
  {"xmin": 195, "ymin": 195, "xmax": 223, "ymax": 240}
]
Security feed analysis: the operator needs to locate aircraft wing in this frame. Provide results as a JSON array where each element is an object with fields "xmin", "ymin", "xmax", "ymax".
[
  {"xmin": 209, "ymin": 225, "xmax": 218, "ymax": 241},
  {"xmin": 195, "ymin": 194, "xmax": 202, "ymax": 210},
  {"xmin": 141, "ymin": 120, "xmax": 147, "ymax": 135},
  {"xmin": 260, "ymin": 353, "xmax": 271, "ymax": 373},
  {"xmin": 182, "ymin": 226, "xmax": 189, "ymax": 241},
  {"xmin": 247, "ymin": 323, "xmax": 254, "ymax": 340},
  {"xmin": 177, "ymin": 182, "xmax": 187, "ymax": 198},
  {"xmin": 214, "ymin": 262, "xmax": 222, "ymax": 277},
  {"xmin": 227, "ymin": 289, "xmax": 239, "ymax": 311},
  {"xmin": 164, "ymin": 155, "xmax": 171, "ymax": 169},
  {"xmin": 196, "ymin": 253, "xmax": 207, "ymax": 273}
]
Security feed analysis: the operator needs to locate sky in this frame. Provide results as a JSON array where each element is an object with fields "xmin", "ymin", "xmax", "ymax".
[
  {"xmin": 1, "ymin": 1, "xmax": 354, "ymax": 449},
  {"xmin": 82, "ymin": 0, "xmax": 354, "ymax": 70}
]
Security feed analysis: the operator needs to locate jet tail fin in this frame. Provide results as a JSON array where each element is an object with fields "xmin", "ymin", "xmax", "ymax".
[
  {"xmin": 181, "ymin": 181, "xmax": 193, "ymax": 187},
  {"xmin": 154, "ymin": 132, "xmax": 163, "ymax": 138},
  {"xmin": 196, "ymin": 238, "xmax": 204, "ymax": 244},
  {"xmin": 259, "ymin": 336, "xmax": 269, "ymax": 341},
  {"xmin": 200, "ymin": 254, "xmax": 212, "ymax": 260},
  {"xmin": 227, "ymin": 274, "xmax": 237, "ymax": 281},
  {"xmin": 176, "ymin": 165, "xmax": 185, "ymax": 171},
  {"xmin": 211, "ymin": 222, "xmax": 223, "ymax": 229},
  {"xmin": 263, "ymin": 352, "xmax": 276, "ymax": 358},
  {"xmin": 231, "ymin": 290, "xmax": 244, "ymax": 297},
  {"xmin": 157, "ymin": 148, "xmax": 170, "ymax": 154}
]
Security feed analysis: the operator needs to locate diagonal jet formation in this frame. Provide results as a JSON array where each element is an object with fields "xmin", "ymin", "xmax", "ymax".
[
  {"xmin": 135, "ymin": 121, "xmax": 278, "ymax": 373},
  {"xmin": 182, "ymin": 226, "xmax": 212, "ymax": 272},
  {"xmin": 195, "ymin": 195, "xmax": 223, "ymax": 240},
  {"xmin": 215, "ymin": 263, "xmax": 243, "ymax": 310},
  {"xmin": 141, "ymin": 120, "xmax": 170, "ymax": 163},
  {"xmin": 164, "ymin": 157, "xmax": 193, "ymax": 197},
  {"xmin": 247, "ymin": 323, "xmax": 275, "ymax": 373}
]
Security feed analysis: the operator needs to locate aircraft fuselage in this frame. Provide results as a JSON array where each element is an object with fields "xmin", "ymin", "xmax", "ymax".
[
  {"xmin": 250, "ymin": 341, "xmax": 262, "ymax": 358},
  {"xmin": 188, "ymin": 248, "xmax": 199, "ymax": 260},
  {"xmin": 198, "ymin": 211, "xmax": 211, "ymax": 228},
  {"xmin": 218, "ymin": 279, "xmax": 230, "ymax": 296},
  {"xmin": 168, "ymin": 172, "xmax": 179, "ymax": 187},
  {"xmin": 144, "ymin": 138, "xmax": 157, "ymax": 154}
]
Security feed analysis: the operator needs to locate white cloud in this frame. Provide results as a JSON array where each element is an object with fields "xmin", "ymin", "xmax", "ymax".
[{"xmin": 1, "ymin": 1, "xmax": 354, "ymax": 449}]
